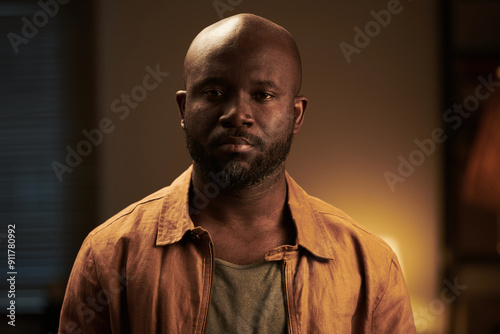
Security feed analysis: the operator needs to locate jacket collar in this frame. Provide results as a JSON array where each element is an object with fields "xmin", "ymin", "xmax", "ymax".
[
  {"xmin": 156, "ymin": 166, "xmax": 195, "ymax": 246},
  {"xmin": 285, "ymin": 173, "xmax": 335, "ymax": 260},
  {"xmin": 156, "ymin": 166, "xmax": 334, "ymax": 260}
]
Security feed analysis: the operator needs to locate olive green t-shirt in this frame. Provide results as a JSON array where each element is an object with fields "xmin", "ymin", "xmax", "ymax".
[{"xmin": 205, "ymin": 258, "xmax": 287, "ymax": 334}]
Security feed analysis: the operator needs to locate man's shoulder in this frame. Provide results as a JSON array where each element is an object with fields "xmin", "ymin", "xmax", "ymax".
[
  {"xmin": 88, "ymin": 168, "xmax": 192, "ymax": 243},
  {"xmin": 88, "ymin": 186, "xmax": 169, "ymax": 242},
  {"xmin": 306, "ymin": 194, "xmax": 394, "ymax": 257}
]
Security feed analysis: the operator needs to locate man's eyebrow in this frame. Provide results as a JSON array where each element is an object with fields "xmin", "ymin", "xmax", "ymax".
[
  {"xmin": 192, "ymin": 78, "xmax": 282, "ymax": 92},
  {"xmin": 252, "ymin": 80, "xmax": 280, "ymax": 91},
  {"xmin": 194, "ymin": 77, "xmax": 228, "ymax": 88}
]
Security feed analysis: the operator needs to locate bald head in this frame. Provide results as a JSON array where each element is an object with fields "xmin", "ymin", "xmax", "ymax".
[{"xmin": 183, "ymin": 13, "xmax": 302, "ymax": 95}]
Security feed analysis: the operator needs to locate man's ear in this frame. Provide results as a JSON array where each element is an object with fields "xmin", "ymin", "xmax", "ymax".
[
  {"xmin": 176, "ymin": 90, "xmax": 187, "ymax": 128},
  {"xmin": 293, "ymin": 95, "xmax": 308, "ymax": 134}
]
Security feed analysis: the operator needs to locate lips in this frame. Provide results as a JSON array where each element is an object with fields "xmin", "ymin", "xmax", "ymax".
[{"xmin": 216, "ymin": 136, "xmax": 254, "ymax": 153}]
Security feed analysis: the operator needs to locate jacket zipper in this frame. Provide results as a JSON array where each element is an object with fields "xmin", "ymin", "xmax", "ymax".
[
  {"xmin": 282, "ymin": 260, "xmax": 292, "ymax": 334},
  {"xmin": 202, "ymin": 240, "xmax": 215, "ymax": 334}
]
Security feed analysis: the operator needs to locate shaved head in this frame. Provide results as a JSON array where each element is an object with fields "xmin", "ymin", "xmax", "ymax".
[{"xmin": 183, "ymin": 13, "xmax": 302, "ymax": 95}]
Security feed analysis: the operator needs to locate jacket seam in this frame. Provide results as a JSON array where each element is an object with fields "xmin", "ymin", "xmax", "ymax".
[
  {"xmin": 316, "ymin": 212, "xmax": 375, "ymax": 234},
  {"xmin": 370, "ymin": 254, "xmax": 396, "ymax": 331},
  {"xmin": 110, "ymin": 195, "xmax": 164, "ymax": 223},
  {"xmin": 316, "ymin": 211, "xmax": 392, "ymax": 249},
  {"xmin": 87, "ymin": 235, "xmax": 114, "ymax": 331},
  {"xmin": 92, "ymin": 195, "xmax": 165, "ymax": 236},
  {"xmin": 88, "ymin": 236, "xmax": 104, "ymax": 290}
]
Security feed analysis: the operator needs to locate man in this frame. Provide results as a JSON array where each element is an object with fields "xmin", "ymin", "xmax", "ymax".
[{"xmin": 59, "ymin": 13, "xmax": 416, "ymax": 333}]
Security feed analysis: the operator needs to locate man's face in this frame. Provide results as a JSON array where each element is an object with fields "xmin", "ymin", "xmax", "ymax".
[{"xmin": 178, "ymin": 41, "xmax": 305, "ymax": 188}]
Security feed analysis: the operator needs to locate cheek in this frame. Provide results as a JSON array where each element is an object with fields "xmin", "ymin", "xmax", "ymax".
[
  {"xmin": 184, "ymin": 101, "xmax": 219, "ymax": 133},
  {"xmin": 259, "ymin": 106, "xmax": 295, "ymax": 136}
]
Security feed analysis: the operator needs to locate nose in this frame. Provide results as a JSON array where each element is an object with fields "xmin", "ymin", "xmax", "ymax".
[{"xmin": 218, "ymin": 95, "xmax": 254, "ymax": 129}]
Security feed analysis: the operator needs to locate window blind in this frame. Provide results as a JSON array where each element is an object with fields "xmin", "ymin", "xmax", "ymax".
[{"xmin": 0, "ymin": 0, "xmax": 97, "ymax": 315}]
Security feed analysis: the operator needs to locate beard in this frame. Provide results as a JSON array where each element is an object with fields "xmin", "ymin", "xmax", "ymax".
[{"xmin": 184, "ymin": 126, "xmax": 294, "ymax": 189}]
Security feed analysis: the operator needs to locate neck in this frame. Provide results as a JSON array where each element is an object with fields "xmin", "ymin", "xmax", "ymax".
[{"xmin": 189, "ymin": 165, "xmax": 288, "ymax": 229}]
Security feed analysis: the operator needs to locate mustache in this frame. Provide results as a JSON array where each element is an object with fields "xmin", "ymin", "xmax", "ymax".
[{"xmin": 209, "ymin": 130, "xmax": 265, "ymax": 149}]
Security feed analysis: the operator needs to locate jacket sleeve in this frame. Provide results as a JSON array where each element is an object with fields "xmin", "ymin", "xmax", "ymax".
[
  {"xmin": 371, "ymin": 256, "xmax": 416, "ymax": 334},
  {"xmin": 58, "ymin": 235, "xmax": 112, "ymax": 334}
]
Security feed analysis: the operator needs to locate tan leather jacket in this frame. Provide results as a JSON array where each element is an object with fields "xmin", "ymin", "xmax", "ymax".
[{"xmin": 59, "ymin": 167, "xmax": 416, "ymax": 333}]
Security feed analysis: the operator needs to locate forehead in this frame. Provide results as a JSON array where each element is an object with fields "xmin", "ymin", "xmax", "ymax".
[{"xmin": 186, "ymin": 43, "xmax": 298, "ymax": 92}]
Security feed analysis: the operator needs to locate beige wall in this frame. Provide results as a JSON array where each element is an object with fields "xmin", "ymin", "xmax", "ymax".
[{"xmin": 96, "ymin": 0, "xmax": 443, "ymax": 332}]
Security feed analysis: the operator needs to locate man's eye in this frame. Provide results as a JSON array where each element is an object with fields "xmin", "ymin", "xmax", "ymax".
[
  {"xmin": 254, "ymin": 92, "xmax": 273, "ymax": 100},
  {"xmin": 203, "ymin": 89, "xmax": 224, "ymax": 98}
]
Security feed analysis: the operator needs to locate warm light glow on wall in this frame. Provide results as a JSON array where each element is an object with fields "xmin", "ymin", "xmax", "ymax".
[{"xmin": 379, "ymin": 234, "xmax": 405, "ymax": 275}]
